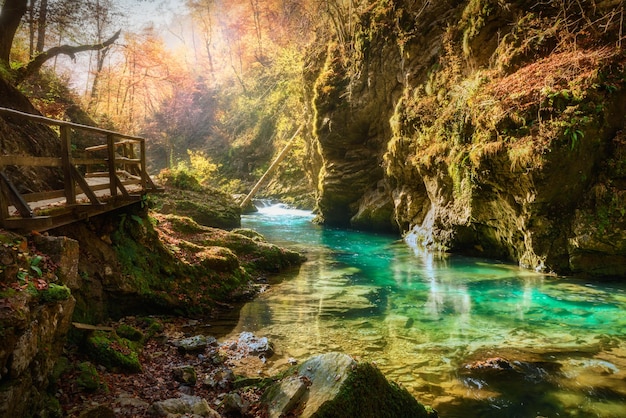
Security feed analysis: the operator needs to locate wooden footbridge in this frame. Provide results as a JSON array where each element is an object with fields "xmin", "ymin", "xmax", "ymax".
[{"xmin": 0, "ymin": 107, "xmax": 160, "ymax": 232}]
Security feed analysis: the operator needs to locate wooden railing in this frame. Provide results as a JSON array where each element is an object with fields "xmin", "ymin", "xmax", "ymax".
[{"xmin": 0, "ymin": 106, "xmax": 160, "ymax": 231}]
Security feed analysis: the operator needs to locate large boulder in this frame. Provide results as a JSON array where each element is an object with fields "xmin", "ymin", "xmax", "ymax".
[{"xmin": 263, "ymin": 352, "xmax": 436, "ymax": 418}]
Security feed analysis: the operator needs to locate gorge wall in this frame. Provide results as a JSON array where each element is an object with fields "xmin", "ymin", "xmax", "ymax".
[
  {"xmin": 305, "ymin": 0, "xmax": 626, "ymax": 277},
  {"xmin": 0, "ymin": 234, "xmax": 77, "ymax": 417}
]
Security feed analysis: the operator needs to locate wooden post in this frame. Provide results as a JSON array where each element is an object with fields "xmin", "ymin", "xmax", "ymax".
[
  {"xmin": 107, "ymin": 133, "xmax": 117, "ymax": 197},
  {"xmin": 59, "ymin": 125, "xmax": 76, "ymax": 204},
  {"xmin": 0, "ymin": 172, "xmax": 34, "ymax": 218},
  {"xmin": 140, "ymin": 139, "xmax": 147, "ymax": 191},
  {"xmin": 239, "ymin": 124, "xmax": 303, "ymax": 209},
  {"xmin": 0, "ymin": 174, "xmax": 10, "ymax": 222}
]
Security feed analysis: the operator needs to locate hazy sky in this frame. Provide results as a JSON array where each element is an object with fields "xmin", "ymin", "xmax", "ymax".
[{"xmin": 116, "ymin": 0, "xmax": 188, "ymax": 29}]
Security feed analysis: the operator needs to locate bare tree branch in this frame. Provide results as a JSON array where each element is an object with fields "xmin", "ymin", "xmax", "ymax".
[{"xmin": 15, "ymin": 29, "xmax": 122, "ymax": 83}]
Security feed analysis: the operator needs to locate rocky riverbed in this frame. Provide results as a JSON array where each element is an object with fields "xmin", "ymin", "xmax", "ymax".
[
  {"xmin": 58, "ymin": 316, "xmax": 273, "ymax": 417},
  {"xmin": 56, "ymin": 315, "xmax": 436, "ymax": 418}
]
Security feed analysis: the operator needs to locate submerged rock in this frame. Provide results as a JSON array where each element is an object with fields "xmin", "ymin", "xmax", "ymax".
[
  {"xmin": 263, "ymin": 352, "xmax": 436, "ymax": 418},
  {"xmin": 459, "ymin": 354, "xmax": 562, "ymax": 398},
  {"xmin": 238, "ymin": 331, "xmax": 274, "ymax": 357}
]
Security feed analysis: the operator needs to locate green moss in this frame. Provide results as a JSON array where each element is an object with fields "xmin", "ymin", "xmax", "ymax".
[
  {"xmin": 41, "ymin": 394, "xmax": 62, "ymax": 418},
  {"xmin": 115, "ymin": 324, "xmax": 144, "ymax": 342},
  {"xmin": 153, "ymin": 182, "xmax": 241, "ymax": 229},
  {"xmin": 202, "ymin": 232, "xmax": 305, "ymax": 273},
  {"xmin": 0, "ymin": 287, "xmax": 17, "ymax": 299},
  {"xmin": 312, "ymin": 362, "xmax": 436, "ymax": 418},
  {"xmin": 167, "ymin": 215, "xmax": 209, "ymax": 234},
  {"xmin": 460, "ymin": 0, "xmax": 496, "ymax": 57},
  {"xmin": 49, "ymin": 356, "xmax": 70, "ymax": 391},
  {"xmin": 71, "ymin": 291, "xmax": 102, "ymax": 327},
  {"xmin": 76, "ymin": 361, "xmax": 102, "ymax": 392},
  {"xmin": 173, "ymin": 199, "xmax": 240, "ymax": 229},
  {"xmin": 231, "ymin": 228, "xmax": 266, "ymax": 242},
  {"xmin": 38, "ymin": 283, "xmax": 71, "ymax": 304},
  {"xmin": 138, "ymin": 316, "xmax": 164, "ymax": 340},
  {"xmin": 112, "ymin": 213, "xmax": 176, "ymax": 295},
  {"xmin": 86, "ymin": 331, "xmax": 142, "ymax": 373}
]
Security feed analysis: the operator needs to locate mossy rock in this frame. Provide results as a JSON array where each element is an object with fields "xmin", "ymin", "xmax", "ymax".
[
  {"xmin": 312, "ymin": 362, "xmax": 436, "ymax": 418},
  {"xmin": 263, "ymin": 353, "xmax": 436, "ymax": 418},
  {"xmin": 203, "ymin": 231, "xmax": 305, "ymax": 273},
  {"xmin": 165, "ymin": 215, "xmax": 209, "ymax": 235},
  {"xmin": 154, "ymin": 183, "xmax": 242, "ymax": 230},
  {"xmin": 173, "ymin": 199, "xmax": 240, "ymax": 229},
  {"xmin": 76, "ymin": 362, "xmax": 102, "ymax": 392},
  {"xmin": 85, "ymin": 331, "xmax": 142, "ymax": 373},
  {"xmin": 231, "ymin": 228, "xmax": 266, "ymax": 242},
  {"xmin": 140, "ymin": 317, "xmax": 164, "ymax": 338},
  {"xmin": 115, "ymin": 324, "xmax": 144, "ymax": 342},
  {"xmin": 197, "ymin": 246, "xmax": 240, "ymax": 272},
  {"xmin": 38, "ymin": 283, "xmax": 71, "ymax": 304},
  {"xmin": 42, "ymin": 394, "xmax": 63, "ymax": 418},
  {"xmin": 172, "ymin": 365, "xmax": 197, "ymax": 385}
]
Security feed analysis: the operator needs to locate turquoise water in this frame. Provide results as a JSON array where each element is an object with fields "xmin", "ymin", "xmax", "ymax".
[{"xmin": 225, "ymin": 204, "xmax": 626, "ymax": 417}]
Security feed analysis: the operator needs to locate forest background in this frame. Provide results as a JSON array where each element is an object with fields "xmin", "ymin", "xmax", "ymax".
[{"xmin": 3, "ymin": 0, "xmax": 330, "ymax": 205}]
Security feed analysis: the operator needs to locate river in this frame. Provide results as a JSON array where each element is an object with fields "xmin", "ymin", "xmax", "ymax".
[{"xmin": 220, "ymin": 203, "xmax": 626, "ymax": 417}]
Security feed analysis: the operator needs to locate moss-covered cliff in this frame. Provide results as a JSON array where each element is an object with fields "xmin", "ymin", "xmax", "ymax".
[{"xmin": 306, "ymin": 0, "xmax": 626, "ymax": 277}]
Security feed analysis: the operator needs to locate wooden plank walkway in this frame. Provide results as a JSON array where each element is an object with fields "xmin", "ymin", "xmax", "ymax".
[{"xmin": 0, "ymin": 107, "xmax": 161, "ymax": 232}]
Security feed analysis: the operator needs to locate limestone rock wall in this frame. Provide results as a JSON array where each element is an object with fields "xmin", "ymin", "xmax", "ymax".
[
  {"xmin": 0, "ymin": 235, "xmax": 78, "ymax": 417},
  {"xmin": 305, "ymin": 0, "xmax": 626, "ymax": 277}
]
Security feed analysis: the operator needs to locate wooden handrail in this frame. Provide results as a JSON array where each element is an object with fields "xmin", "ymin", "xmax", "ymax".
[{"xmin": 0, "ymin": 107, "xmax": 145, "ymax": 141}]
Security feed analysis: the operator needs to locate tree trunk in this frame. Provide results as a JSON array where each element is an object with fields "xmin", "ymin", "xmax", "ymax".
[
  {"xmin": 28, "ymin": 0, "xmax": 36, "ymax": 58},
  {"xmin": 89, "ymin": 44, "xmax": 112, "ymax": 110},
  {"xmin": 0, "ymin": 0, "xmax": 28, "ymax": 66},
  {"xmin": 35, "ymin": 0, "xmax": 47, "ymax": 53}
]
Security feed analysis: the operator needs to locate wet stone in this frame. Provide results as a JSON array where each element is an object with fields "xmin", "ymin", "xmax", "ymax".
[
  {"xmin": 172, "ymin": 335, "xmax": 217, "ymax": 354},
  {"xmin": 238, "ymin": 332, "xmax": 274, "ymax": 357},
  {"xmin": 265, "ymin": 375, "xmax": 308, "ymax": 418}
]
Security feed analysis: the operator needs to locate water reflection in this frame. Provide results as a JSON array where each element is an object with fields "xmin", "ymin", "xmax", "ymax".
[{"xmin": 227, "ymin": 205, "xmax": 626, "ymax": 417}]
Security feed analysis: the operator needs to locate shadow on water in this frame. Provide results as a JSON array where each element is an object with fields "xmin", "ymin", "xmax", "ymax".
[{"xmin": 194, "ymin": 265, "xmax": 304, "ymax": 339}]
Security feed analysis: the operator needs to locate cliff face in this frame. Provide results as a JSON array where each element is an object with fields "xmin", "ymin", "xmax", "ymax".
[
  {"xmin": 305, "ymin": 0, "xmax": 626, "ymax": 277},
  {"xmin": 0, "ymin": 233, "xmax": 77, "ymax": 417}
]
